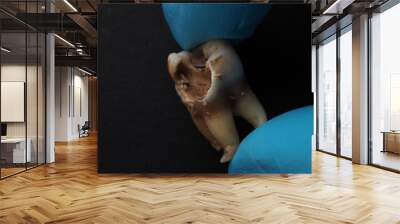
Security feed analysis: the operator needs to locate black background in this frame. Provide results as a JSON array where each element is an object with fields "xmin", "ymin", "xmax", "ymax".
[{"xmin": 98, "ymin": 4, "xmax": 312, "ymax": 173}]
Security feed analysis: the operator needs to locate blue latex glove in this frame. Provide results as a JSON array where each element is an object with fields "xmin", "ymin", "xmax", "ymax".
[
  {"xmin": 162, "ymin": 3, "xmax": 270, "ymax": 50},
  {"xmin": 229, "ymin": 106, "xmax": 313, "ymax": 174}
]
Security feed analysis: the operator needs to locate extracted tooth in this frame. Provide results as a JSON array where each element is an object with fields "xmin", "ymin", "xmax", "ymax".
[
  {"xmin": 167, "ymin": 40, "xmax": 267, "ymax": 163},
  {"xmin": 234, "ymin": 87, "xmax": 267, "ymax": 128}
]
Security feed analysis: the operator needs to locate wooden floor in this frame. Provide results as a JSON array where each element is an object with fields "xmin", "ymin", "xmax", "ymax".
[
  {"xmin": 1, "ymin": 163, "xmax": 44, "ymax": 178},
  {"xmin": 1, "ymin": 135, "xmax": 400, "ymax": 223},
  {"xmin": 372, "ymin": 150, "xmax": 400, "ymax": 171},
  {"xmin": 1, "ymin": 167, "xmax": 26, "ymax": 178}
]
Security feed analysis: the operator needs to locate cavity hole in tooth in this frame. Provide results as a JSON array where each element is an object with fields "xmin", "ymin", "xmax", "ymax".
[{"xmin": 193, "ymin": 64, "xmax": 205, "ymax": 69}]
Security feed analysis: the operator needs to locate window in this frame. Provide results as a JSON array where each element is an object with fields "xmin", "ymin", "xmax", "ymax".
[
  {"xmin": 317, "ymin": 35, "xmax": 337, "ymax": 154},
  {"xmin": 0, "ymin": 1, "xmax": 47, "ymax": 179},
  {"xmin": 339, "ymin": 28, "xmax": 352, "ymax": 158},
  {"xmin": 317, "ymin": 25, "xmax": 353, "ymax": 159},
  {"xmin": 370, "ymin": 2, "xmax": 400, "ymax": 171}
]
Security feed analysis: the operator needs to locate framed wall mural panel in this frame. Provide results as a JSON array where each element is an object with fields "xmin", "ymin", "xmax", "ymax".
[{"xmin": 98, "ymin": 3, "xmax": 313, "ymax": 173}]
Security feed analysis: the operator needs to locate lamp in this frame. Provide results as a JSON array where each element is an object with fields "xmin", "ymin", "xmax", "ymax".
[
  {"xmin": 1, "ymin": 47, "xmax": 11, "ymax": 53},
  {"xmin": 63, "ymin": 0, "xmax": 78, "ymax": 12},
  {"xmin": 54, "ymin": 34, "xmax": 75, "ymax": 48}
]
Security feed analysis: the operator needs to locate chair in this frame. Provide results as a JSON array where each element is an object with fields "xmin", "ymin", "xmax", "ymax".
[{"xmin": 79, "ymin": 121, "xmax": 90, "ymax": 138}]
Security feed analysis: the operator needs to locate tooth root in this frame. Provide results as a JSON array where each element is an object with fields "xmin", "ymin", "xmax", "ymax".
[
  {"xmin": 203, "ymin": 107, "xmax": 240, "ymax": 163},
  {"xmin": 234, "ymin": 88, "xmax": 267, "ymax": 128},
  {"xmin": 190, "ymin": 114, "xmax": 221, "ymax": 152},
  {"xmin": 220, "ymin": 145, "xmax": 238, "ymax": 163}
]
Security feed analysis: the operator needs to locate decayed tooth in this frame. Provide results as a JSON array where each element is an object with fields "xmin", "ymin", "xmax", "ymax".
[
  {"xmin": 181, "ymin": 83, "xmax": 188, "ymax": 90},
  {"xmin": 203, "ymin": 107, "xmax": 240, "ymax": 163},
  {"xmin": 167, "ymin": 40, "xmax": 267, "ymax": 163},
  {"xmin": 234, "ymin": 88, "xmax": 267, "ymax": 128}
]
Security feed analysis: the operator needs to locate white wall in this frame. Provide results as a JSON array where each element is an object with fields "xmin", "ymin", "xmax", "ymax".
[
  {"xmin": 72, "ymin": 73, "xmax": 89, "ymax": 138},
  {"xmin": 1, "ymin": 63, "xmax": 46, "ymax": 164},
  {"xmin": 1, "ymin": 64, "xmax": 42, "ymax": 137},
  {"xmin": 1, "ymin": 82, "xmax": 25, "ymax": 122},
  {"xmin": 55, "ymin": 66, "xmax": 89, "ymax": 141},
  {"xmin": 55, "ymin": 66, "xmax": 70, "ymax": 141},
  {"xmin": 1, "ymin": 65, "xmax": 28, "ymax": 140},
  {"xmin": 1, "ymin": 65, "xmax": 26, "ymax": 141}
]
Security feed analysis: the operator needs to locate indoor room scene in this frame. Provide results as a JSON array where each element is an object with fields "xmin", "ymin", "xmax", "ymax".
[{"xmin": 1, "ymin": 1, "xmax": 400, "ymax": 223}]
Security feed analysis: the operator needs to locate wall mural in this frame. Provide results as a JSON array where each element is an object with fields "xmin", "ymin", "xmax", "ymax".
[{"xmin": 98, "ymin": 3, "xmax": 313, "ymax": 173}]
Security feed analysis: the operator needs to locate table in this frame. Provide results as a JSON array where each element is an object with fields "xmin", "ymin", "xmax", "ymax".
[
  {"xmin": 1, "ymin": 138, "xmax": 32, "ymax": 164},
  {"xmin": 382, "ymin": 131, "xmax": 400, "ymax": 154}
]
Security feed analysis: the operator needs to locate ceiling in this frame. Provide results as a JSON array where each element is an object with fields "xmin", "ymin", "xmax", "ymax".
[{"xmin": 1, "ymin": 0, "xmax": 393, "ymax": 73}]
